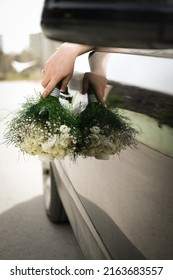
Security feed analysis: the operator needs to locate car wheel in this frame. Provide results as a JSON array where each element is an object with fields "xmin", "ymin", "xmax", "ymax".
[{"xmin": 42, "ymin": 162, "xmax": 68, "ymax": 223}]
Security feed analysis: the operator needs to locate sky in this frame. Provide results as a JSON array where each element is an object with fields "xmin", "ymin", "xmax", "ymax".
[{"xmin": 0, "ymin": 0, "xmax": 45, "ymax": 53}]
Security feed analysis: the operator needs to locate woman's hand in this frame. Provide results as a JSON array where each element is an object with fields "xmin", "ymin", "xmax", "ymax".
[
  {"xmin": 41, "ymin": 43, "xmax": 93, "ymax": 97},
  {"xmin": 82, "ymin": 72, "xmax": 107, "ymax": 105},
  {"xmin": 82, "ymin": 52, "xmax": 110, "ymax": 105}
]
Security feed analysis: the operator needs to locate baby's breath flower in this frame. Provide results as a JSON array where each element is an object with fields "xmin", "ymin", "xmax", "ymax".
[{"xmin": 20, "ymin": 137, "xmax": 42, "ymax": 155}]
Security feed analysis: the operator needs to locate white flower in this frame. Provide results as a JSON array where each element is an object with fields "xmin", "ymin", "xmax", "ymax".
[
  {"xmin": 54, "ymin": 147, "xmax": 66, "ymax": 158},
  {"xmin": 46, "ymin": 121, "xmax": 51, "ymax": 126},
  {"xmin": 90, "ymin": 126, "xmax": 100, "ymax": 134},
  {"xmin": 60, "ymin": 125, "xmax": 71, "ymax": 134},
  {"xmin": 20, "ymin": 137, "xmax": 42, "ymax": 155},
  {"xmin": 59, "ymin": 133, "xmax": 72, "ymax": 148},
  {"xmin": 89, "ymin": 134, "xmax": 100, "ymax": 147},
  {"xmin": 41, "ymin": 135, "xmax": 57, "ymax": 152}
]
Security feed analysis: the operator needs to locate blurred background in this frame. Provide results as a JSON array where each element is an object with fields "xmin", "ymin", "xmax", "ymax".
[{"xmin": 0, "ymin": 0, "xmax": 61, "ymax": 81}]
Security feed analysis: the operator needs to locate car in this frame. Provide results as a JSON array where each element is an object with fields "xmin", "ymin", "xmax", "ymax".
[{"xmin": 41, "ymin": 0, "xmax": 173, "ymax": 259}]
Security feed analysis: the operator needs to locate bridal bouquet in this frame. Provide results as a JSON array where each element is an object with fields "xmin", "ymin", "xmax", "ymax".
[
  {"xmin": 4, "ymin": 89, "xmax": 137, "ymax": 161},
  {"xmin": 4, "ymin": 93, "xmax": 78, "ymax": 161},
  {"xmin": 76, "ymin": 102, "xmax": 137, "ymax": 160}
]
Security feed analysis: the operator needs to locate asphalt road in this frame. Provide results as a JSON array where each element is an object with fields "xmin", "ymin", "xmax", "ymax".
[{"xmin": 0, "ymin": 81, "xmax": 84, "ymax": 260}]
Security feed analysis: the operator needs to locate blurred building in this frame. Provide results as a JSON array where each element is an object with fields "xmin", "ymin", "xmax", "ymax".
[
  {"xmin": 0, "ymin": 35, "xmax": 4, "ymax": 79},
  {"xmin": 29, "ymin": 32, "xmax": 61, "ymax": 67}
]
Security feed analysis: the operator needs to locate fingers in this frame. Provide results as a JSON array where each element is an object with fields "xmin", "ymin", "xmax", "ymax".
[
  {"xmin": 41, "ymin": 75, "xmax": 71, "ymax": 97},
  {"xmin": 82, "ymin": 72, "xmax": 106, "ymax": 105},
  {"xmin": 82, "ymin": 73, "xmax": 89, "ymax": 95},
  {"xmin": 41, "ymin": 74, "xmax": 50, "ymax": 89},
  {"xmin": 60, "ymin": 75, "xmax": 71, "ymax": 92},
  {"xmin": 41, "ymin": 69, "xmax": 62, "ymax": 97},
  {"xmin": 42, "ymin": 78, "xmax": 58, "ymax": 97}
]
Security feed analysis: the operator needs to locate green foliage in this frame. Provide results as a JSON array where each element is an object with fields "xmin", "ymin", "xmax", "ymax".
[
  {"xmin": 4, "ymin": 96, "xmax": 138, "ymax": 160},
  {"xmin": 4, "ymin": 94, "xmax": 78, "ymax": 148},
  {"xmin": 76, "ymin": 103, "xmax": 138, "ymax": 157}
]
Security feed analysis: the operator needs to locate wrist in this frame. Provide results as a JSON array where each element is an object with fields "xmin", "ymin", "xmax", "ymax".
[{"xmin": 60, "ymin": 42, "xmax": 93, "ymax": 57}]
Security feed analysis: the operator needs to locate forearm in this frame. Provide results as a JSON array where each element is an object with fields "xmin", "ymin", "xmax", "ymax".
[{"xmin": 57, "ymin": 42, "xmax": 94, "ymax": 57}]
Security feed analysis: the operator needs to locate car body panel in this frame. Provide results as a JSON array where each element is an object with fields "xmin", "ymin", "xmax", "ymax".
[
  {"xmin": 41, "ymin": 0, "xmax": 173, "ymax": 260},
  {"xmin": 57, "ymin": 143, "xmax": 173, "ymax": 259},
  {"xmin": 51, "ymin": 160, "xmax": 112, "ymax": 259},
  {"xmin": 52, "ymin": 51, "xmax": 173, "ymax": 259}
]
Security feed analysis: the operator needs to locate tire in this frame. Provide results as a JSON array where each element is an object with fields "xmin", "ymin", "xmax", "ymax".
[{"xmin": 42, "ymin": 162, "xmax": 68, "ymax": 223}]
